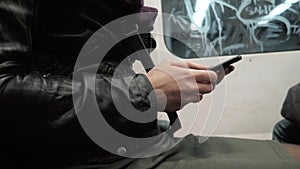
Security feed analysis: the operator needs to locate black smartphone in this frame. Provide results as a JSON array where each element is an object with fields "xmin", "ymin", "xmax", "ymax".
[{"xmin": 209, "ymin": 55, "xmax": 242, "ymax": 72}]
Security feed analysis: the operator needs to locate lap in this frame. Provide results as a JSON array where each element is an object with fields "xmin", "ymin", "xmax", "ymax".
[{"xmin": 65, "ymin": 135, "xmax": 300, "ymax": 169}]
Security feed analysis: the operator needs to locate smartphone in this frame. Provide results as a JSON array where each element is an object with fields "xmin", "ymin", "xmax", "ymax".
[{"xmin": 209, "ymin": 55, "xmax": 242, "ymax": 72}]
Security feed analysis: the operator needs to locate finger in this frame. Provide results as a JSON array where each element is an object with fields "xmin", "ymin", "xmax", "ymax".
[
  {"xmin": 190, "ymin": 93, "xmax": 203, "ymax": 103},
  {"xmin": 197, "ymin": 83, "xmax": 215, "ymax": 94},
  {"xmin": 169, "ymin": 59, "xmax": 189, "ymax": 68},
  {"xmin": 186, "ymin": 61, "xmax": 207, "ymax": 70},
  {"xmin": 192, "ymin": 70, "xmax": 218, "ymax": 84}
]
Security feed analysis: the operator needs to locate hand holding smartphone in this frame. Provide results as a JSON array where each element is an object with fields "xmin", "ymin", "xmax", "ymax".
[{"xmin": 209, "ymin": 55, "xmax": 242, "ymax": 72}]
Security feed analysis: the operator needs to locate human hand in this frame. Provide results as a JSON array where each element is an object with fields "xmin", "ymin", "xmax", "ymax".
[{"xmin": 146, "ymin": 60, "xmax": 218, "ymax": 112}]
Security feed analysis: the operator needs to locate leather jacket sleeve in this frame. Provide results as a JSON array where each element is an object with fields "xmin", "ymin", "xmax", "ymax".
[
  {"xmin": 281, "ymin": 83, "xmax": 300, "ymax": 125},
  {"xmin": 0, "ymin": 0, "xmax": 158, "ymax": 142},
  {"xmin": 0, "ymin": 0, "xmax": 81, "ymax": 138}
]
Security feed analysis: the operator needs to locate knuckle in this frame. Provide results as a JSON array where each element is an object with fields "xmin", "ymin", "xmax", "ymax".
[
  {"xmin": 166, "ymin": 59, "xmax": 172, "ymax": 63},
  {"xmin": 187, "ymin": 61, "xmax": 194, "ymax": 66},
  {"xmin": 163, "ymin": 59, "xmax": 173, "ymax": 65}
]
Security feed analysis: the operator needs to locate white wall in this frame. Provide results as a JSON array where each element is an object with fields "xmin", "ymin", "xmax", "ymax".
[{"xmin": 144, "ymin": 0, "xmax": 300, "ymax": 139}]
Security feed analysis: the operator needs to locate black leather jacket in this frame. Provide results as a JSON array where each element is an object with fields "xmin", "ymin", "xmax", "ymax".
[
  {"xmin": 281, "ymin": 83, "xmax": 300, "ymax": 125},
  {"xmin": 0, "ymin": 0, "xmax": 165, "ymax": 167}
]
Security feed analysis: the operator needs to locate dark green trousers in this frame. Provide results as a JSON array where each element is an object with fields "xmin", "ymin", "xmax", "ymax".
[{"xmin": 64, "ymin": 135, "xmax": 300, "ymax": 169}]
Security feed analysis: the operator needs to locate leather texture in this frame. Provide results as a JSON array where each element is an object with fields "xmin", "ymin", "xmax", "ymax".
[
  {"xmin": 281, "ymin": 83, "xmax": 300, "ymax": 125},
  {"xmin": 0, "ymin": 0, "xmax": 163, "ymax": 167}
]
